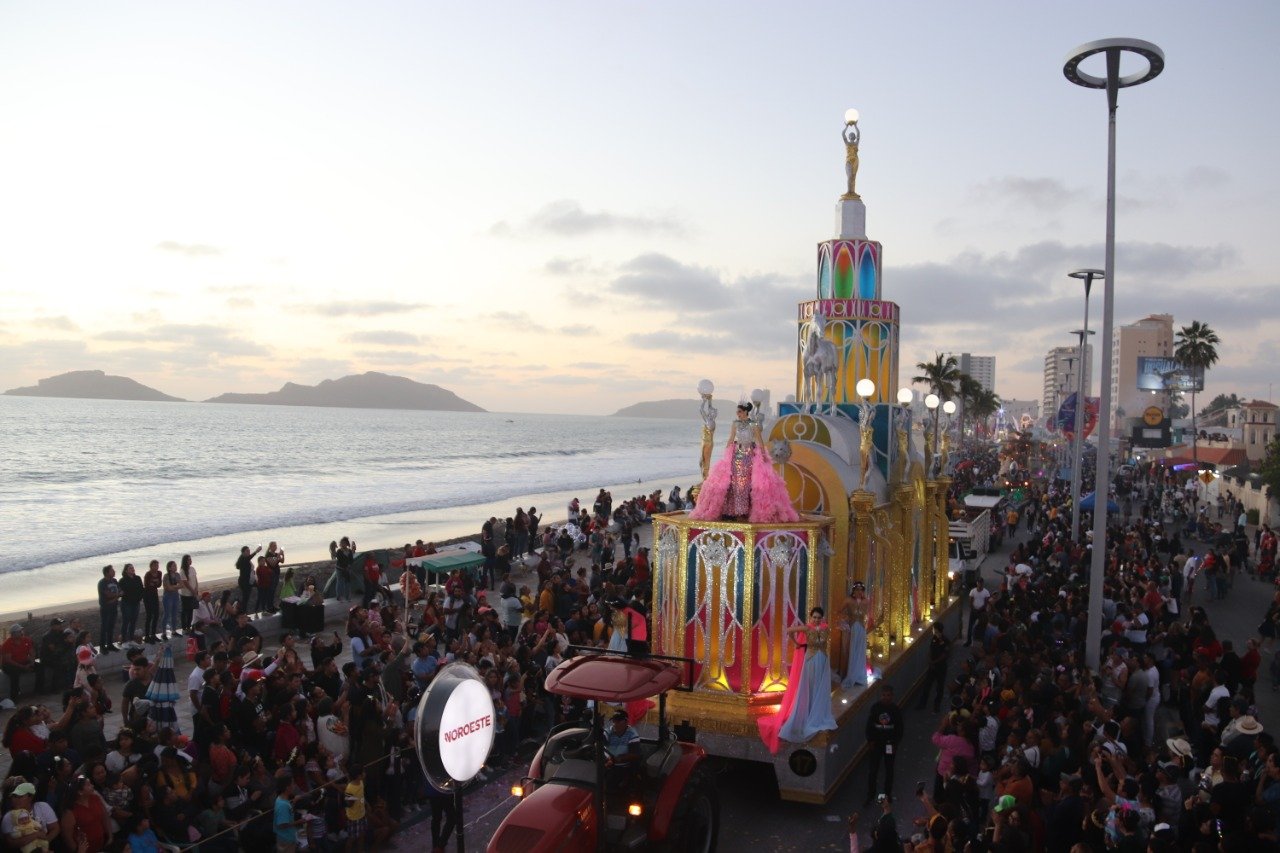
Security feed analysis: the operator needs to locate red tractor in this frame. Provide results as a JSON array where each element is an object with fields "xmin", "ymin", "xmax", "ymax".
[{"xmin": 488, "ymin": 652, "xmax": 719, "ymax": 853}]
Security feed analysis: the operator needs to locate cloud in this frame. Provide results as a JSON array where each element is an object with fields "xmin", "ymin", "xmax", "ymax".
[
  {"xmin": 492, "ymin": 200, "xmax": 683, "ymax": 238},
  {"xmin": 96, "ymin": 323, "xmax": 270, "ymax": 358},
  {"xmin": 226, "ymin": 298, "xmax": 255, "ymax": 310},
  {"xmin": 606, "ymin": 253, "xmax": 800, "ymax": 355},
  {"xmin": 31, "ymin": 316, "xmax": 79, "ymax": 331},
  {"xmin": 346, "ymin": 330, "xmax": 423, "ymax": 346},
  {"xmin": 972, "ymin": 177, "xmax": 1086, "ymax": 212},
  {"xmin": 156, "ymin": 240, "xmax": 222, "ymax": 257},
  {"xmin": 302, "ymin": 301, "xmax": 427, "ymax": 317},
  {"xmin": 890, "ymin": 240, "xmax": 1241, "ymax": 330},
  {"xmin": 609, "ymin": 253, "xmax": 731, "ymax": 312},
  {"xmin": 350, "ymin": 349, "xmax": 436, "ymax": 366},
  {"xmin": 559, "ymin": 324, "xmax": 596, "ymax": 336},
  {"xmin": 1185, "ymin": 165, "xmax": 1229, "ymax": 191},
  {"xmin": 543, "ymin": 257, "xmax": 594, "ymax": 276},
  {"xmin": 489, "ymin": 311, "xmax": 548, "ymax": 333}
]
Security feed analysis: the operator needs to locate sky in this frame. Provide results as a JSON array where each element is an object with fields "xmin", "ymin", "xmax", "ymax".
[{"xmin": 1, "ymin": 1, "xmax": 1277, "ymax": 415}]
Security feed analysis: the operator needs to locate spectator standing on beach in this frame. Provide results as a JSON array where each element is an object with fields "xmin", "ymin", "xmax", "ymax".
[
  {"xmin": 263, "ymin": 542, "xmax": 285, "ymax": 614},
  {"xmin": 178, "ymin": 555, "xmax": 199, "ymax": 632},
  {"xmin": 527, "ymin": 507, "xmax": 540, "ymax": 554},
  {"xmin": 36, "ymin": 617, "xmax": 71, "ymax": 693},
  {"xmin": 514, "ymin": 508, "xmax": 529, "ymax": 558},
  {"xmin": 236, "ymin": 545, "xmax": 260, "ymax": 612},
  {"xmin": 118, "ymin": 563, "xmax": 143, "ymax": 645},
  {"xmin": 98, "ymin": 565, "xmax": 121, "ymax": 651},
  {"xmin": 162, "ymin": 560, "xmax": 182, "ymax": 637},
  {"xmin": 1, "ymin": 624, "xmax": 36, "ymax": 702},
  {"xmin": 334, "ymin": 537, "xmax": 356, "ymax": 602},
  {"xmin": 142, "ymin": 560, "xmax": 162, "ymax": 642}
]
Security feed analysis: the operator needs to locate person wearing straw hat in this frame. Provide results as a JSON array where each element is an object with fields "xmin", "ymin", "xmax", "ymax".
[{"xmin": 1221, "ymin": 714, "xmax": 1263, "ymax": 758}]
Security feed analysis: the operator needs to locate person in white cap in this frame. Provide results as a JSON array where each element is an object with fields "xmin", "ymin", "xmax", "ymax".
[{"xmin": 2, "ymin": 780, "xmax": 60, "ymax": 849}]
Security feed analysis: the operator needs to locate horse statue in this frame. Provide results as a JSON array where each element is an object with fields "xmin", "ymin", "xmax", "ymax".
[{"xmin": 802, "ymin": 314, "xmax": 839, "ymax": 405}]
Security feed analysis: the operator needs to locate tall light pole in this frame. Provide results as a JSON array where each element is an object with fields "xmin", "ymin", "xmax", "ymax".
[
  {"xmin": 1068, "ymin": 269, "xmax": 1103, "ymax": 541},
  {"xmin": 1064, "ymin": 38, "xmax": 1163, "ymax": 671}
]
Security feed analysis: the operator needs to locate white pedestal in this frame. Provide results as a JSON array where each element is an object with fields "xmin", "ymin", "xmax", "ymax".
[{"xmin": 835, "ymin": 199, "xmax": 866, "ymax": 239}]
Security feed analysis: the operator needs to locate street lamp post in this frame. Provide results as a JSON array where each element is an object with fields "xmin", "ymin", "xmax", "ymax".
[
  {"xmin": 1067, "ymin": 268, "xmax": 1103, "ymax": 542},
  {"xmin": 1064, "ymin": 38, "xmax": 1164, "ymax": 671},
  {"xmin": 925, "ymin": 393, "xmax": 940, "ymax": 475}
]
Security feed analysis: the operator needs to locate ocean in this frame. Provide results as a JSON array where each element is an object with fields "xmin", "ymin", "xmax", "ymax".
[{"xmin": 0, "ymin": 396, "xmax": 699, "ymax": 614}]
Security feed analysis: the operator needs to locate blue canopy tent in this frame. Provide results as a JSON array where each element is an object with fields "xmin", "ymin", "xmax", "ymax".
[{"xmin": 1079, "ymin": 492, "xmax": 1120, "ymax": 513}]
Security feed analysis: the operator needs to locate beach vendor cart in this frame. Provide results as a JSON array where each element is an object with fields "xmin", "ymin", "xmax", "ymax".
[{"xmin": 407, "ymin": 550, "xmax": 486, "ymax": 588}]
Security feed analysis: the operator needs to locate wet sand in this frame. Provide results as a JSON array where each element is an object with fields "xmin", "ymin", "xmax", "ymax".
[{"xmin": 0, "ymin": 473, "xmax": 693, "ymax": 623}]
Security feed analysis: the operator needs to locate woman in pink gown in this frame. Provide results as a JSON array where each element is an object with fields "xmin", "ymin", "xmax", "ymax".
[{"xmin": 690, "ymin": 403, "xmax": 798, "ymax": 523}]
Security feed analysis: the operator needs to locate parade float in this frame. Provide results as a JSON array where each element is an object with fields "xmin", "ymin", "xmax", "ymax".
[{"xmin": 647, "ymin": 111, "xmax": 962, "ymax": 803}]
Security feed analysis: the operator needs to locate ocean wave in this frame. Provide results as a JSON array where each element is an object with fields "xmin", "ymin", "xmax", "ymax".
[{"xmin": 1, "ymin": 463, "xmax": 698, "ymax": 574}]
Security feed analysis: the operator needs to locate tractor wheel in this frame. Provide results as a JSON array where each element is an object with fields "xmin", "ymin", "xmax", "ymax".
[{"xmin": 659, "ymin": 766, "xmax": 719, "ymax": 853}]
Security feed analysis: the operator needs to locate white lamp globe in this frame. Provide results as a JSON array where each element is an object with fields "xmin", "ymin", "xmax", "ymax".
[
  {"xmin": 855, "ymin": 378, "xmax": 876, "ymax": 398},
  {"xmin": 844, "ymin": 108, "xmax": 860, "ymax": 124},
  {"xmin": 896, "ymin": 388, "xmax": 914, "ymax": 405},
  {"xmin": 943, "ymin": 400, "xmax": 957, "ymax": 415},
  {"xmin": 750, "ymin": 388, "xmax": 765, "ymax": 404},
  {"xmin": 925, "ymin": 394, "xmax": 940, "ymax": 410},
  {"xmin": 697, "ymin": 379, "xmax": 714, "ymax": 396}
]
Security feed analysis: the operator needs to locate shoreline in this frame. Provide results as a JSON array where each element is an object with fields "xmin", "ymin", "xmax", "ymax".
[{"xmin": 0, "ymin": 472, "xmax": 695, "ymax": 623}]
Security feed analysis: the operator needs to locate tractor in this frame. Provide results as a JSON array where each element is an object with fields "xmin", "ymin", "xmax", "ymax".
[{"xmin": 488, "ymin": 651, "xmax": 719, "ymax": 853}]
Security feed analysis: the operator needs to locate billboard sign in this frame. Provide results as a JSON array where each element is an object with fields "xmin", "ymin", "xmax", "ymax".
[{"xmin": 1136, "ymin": 357, "xmax": 1204, "ymax": 392}]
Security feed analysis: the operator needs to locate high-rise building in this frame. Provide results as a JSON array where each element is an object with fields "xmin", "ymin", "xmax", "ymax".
[
  {"xmin": 1043, "ymin": 345, "xmax": 1093, "ymax": 425},
  {"xmin": 1110, "ymin": 313, "xmax": 1174, "ymax": 429},
  {"xmin": 947, "ymin": 353, "xmax": 996, "ymax": 393}
]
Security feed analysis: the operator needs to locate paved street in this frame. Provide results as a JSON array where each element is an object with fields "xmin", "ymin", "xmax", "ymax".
[{"xmin": 394, "ymin": 520, "xmax": 1280, "ymax": 852}]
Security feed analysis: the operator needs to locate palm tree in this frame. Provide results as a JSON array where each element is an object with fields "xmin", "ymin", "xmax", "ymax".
[
  {"xmin": 957, "ymin": 373, "xmax": 985, "ymax": 439},
  {"xmin": 1174, "ymin": 320, "xmax": 1221, "ymax": 464},
  {"xmin": 969, "ymin": 388, "xmax": 1002, "ymax": 437},
  {"xmin": 913, "ymin": 353, "xmax": 960, "ymax": 468},
  {"xmin": 912, "ymin": 353, "xmax": 961, "ymax": 402}
]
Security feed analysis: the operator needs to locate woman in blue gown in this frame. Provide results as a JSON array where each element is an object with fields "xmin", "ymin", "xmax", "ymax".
[
  {"xmin": 841, "ymin": 582, "xmax": 869, "ymax": 689},
  {"xmin": 775, "ymin": 607, "xmax": 838, "ymax": 746}
]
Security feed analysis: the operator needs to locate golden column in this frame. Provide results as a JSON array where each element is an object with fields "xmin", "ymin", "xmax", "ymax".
[
  {"xmin": 934, "ymin": 475, "xmax": 953, "ymax": 614},
  {"xmin": 922, "ymin": 480, "xmax": 939, "ymax": 619},
  {"xmin": 849, "ymin": 490, "xmax": 882, "ymax": 657},
  {"xmin": 894, "ymin": 483, "xmax": 915, "ymax": 642}
]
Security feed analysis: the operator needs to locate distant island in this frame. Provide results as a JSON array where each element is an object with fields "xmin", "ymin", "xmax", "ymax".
[
  {"xmin": 611, "ymin": 398, "xmax": 735, "ymax": 419},
  {"xmin": 206, "ymin": 371, "xmax": 485, "ymax": 412},
  {"xmin": 4, "ymin": 370, "xmax": 184, "ymax": 402}
]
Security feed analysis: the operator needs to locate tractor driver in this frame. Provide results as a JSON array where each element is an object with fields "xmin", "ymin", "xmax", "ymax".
[{"xmin": 604, "ymin": 709, "xmax": 641, "ymax": 791}]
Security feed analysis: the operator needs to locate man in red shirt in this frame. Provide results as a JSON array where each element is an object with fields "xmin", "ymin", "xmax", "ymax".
[{"xmin": 1, "ymin": 624, "xmax": 37, "ymax": 702}]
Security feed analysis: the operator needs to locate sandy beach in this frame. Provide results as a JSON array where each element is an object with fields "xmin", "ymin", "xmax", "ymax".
[{"xmin": 0, "ymin": 473, "xmax": 694, "ymax": 622}]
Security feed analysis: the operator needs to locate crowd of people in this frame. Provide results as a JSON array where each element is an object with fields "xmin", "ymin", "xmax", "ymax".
[
  {"xmin": 0, "ymin": 486, "xmax": 670, "ymax": 852},
  {"xmin": 863, "ymin": 455, "xmax": 1279, "ymax": 853}
]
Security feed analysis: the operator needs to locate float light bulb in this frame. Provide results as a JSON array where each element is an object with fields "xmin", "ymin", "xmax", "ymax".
[
  {"xmin": 855, "ymin": 378, "xmax": 876, "ymax": 398},
  {"xmin": 897, "ymin": 388, "xmax": 914, "ymax": 405}
]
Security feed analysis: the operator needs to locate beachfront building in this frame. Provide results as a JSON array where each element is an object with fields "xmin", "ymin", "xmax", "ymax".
[
  {"xmin": 1110, "ymin": 313, "xmax": 1175, "ymax": 430},
  {"xmin": 649, "ymin": 114, "xmax": 955, "ymax": 803}
]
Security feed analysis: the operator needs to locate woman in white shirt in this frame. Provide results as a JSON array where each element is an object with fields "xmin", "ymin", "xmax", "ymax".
[{"xmin": 179, "ymin": 554, "xmax": 200, "ymax": 633}]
